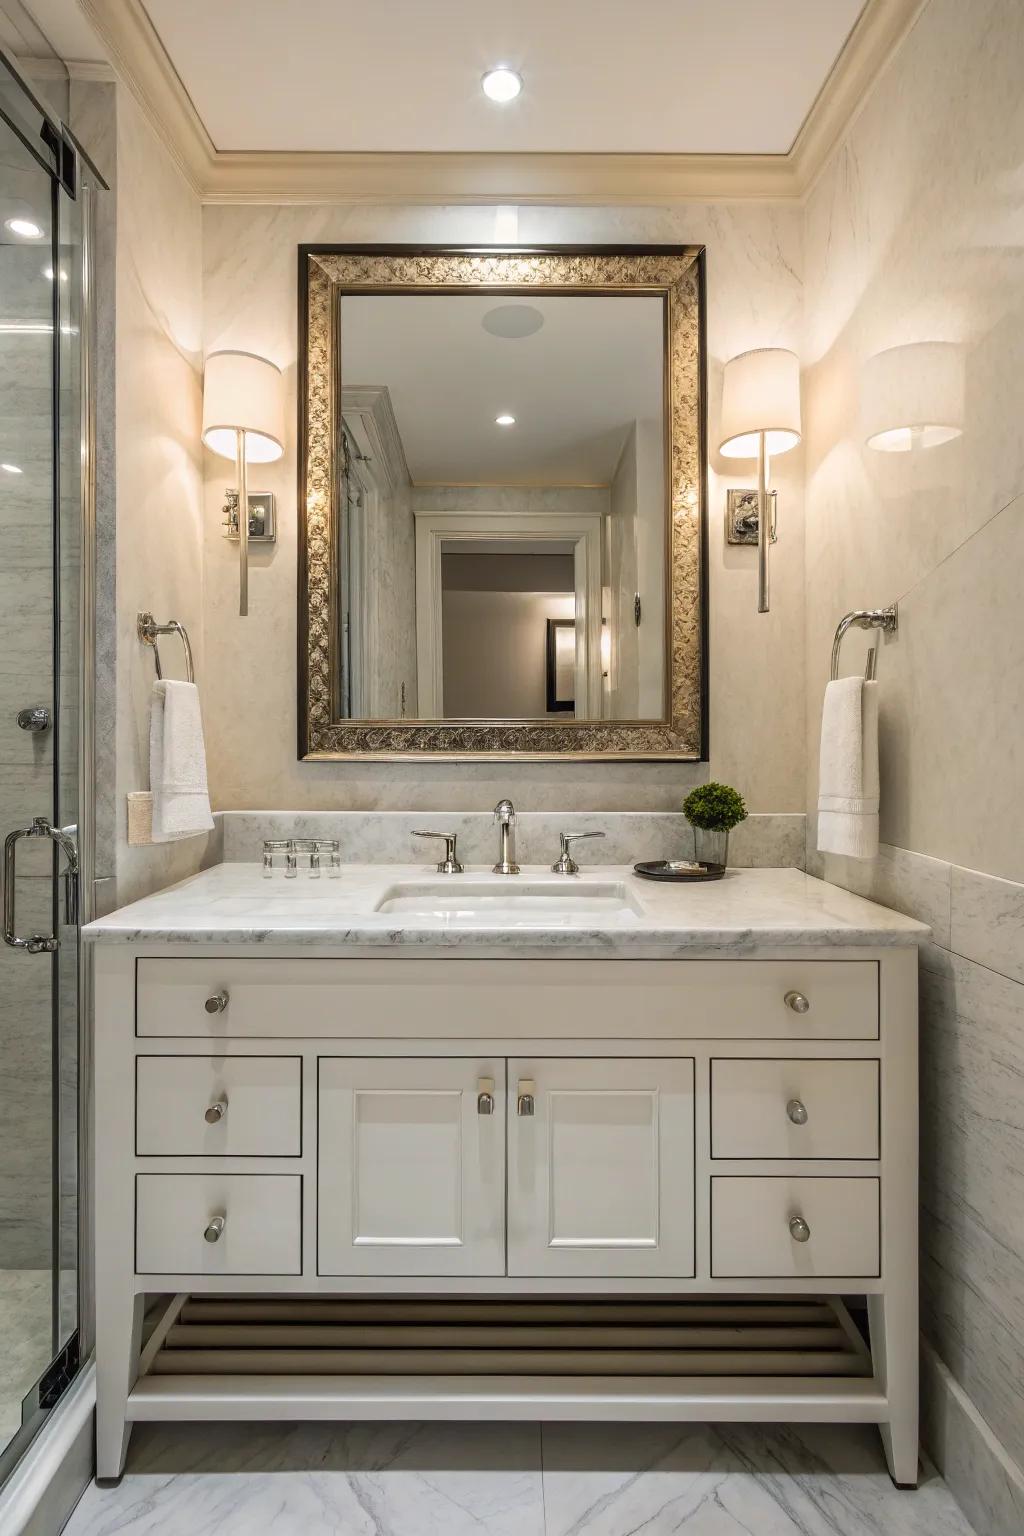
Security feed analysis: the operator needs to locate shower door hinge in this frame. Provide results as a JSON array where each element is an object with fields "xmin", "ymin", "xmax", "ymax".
[
  {"xmin": 39, "ymin": 122, "xmax": 78, "ymax": 197},
  {"xmin": 38, "ymin": 1333, "xmax": 80, "ymax": 1411}
]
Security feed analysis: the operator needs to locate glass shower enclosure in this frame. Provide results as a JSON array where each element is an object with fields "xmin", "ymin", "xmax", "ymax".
[{"xmin": 0, "ymin": 51, "xmax": 92, "ymax": 1487}]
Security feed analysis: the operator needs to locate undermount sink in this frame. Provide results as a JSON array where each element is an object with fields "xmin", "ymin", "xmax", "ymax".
[{"xmin": 373, "ymin": 879, "xmax": 644, "ymax": 923}]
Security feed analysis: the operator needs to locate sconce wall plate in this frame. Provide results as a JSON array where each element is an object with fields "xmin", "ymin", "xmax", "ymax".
[
  {"xmin": 222, "ymin": 490, "xmax": 276, "ymax": 542},
  {"xmin": 726, "ymin": 488, "xmax": 777, "ymax": 546}
]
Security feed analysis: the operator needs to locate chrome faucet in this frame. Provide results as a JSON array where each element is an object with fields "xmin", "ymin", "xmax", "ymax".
[{"xmin": 492, "ymin": 799, "xmax": 520, "ymax": 875}]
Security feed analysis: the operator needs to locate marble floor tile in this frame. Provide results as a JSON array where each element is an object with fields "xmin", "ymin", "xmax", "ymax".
[
  {"xmin": 65, "ymin": 1420, "xmax": 545, "ymax": 1536},
  {"xmin": 62, "ymin": 1420, "xmax": 978, "ymax": 1536},
  {"xmin": 540, "ymin": 1422, "xmax": 977, "ymax": 1536}
]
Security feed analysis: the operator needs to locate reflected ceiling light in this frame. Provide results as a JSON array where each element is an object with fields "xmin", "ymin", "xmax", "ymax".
[
  {"xmin": 719, "ymin": 347, "xmax": 802, "ymax": 615},
  {"xmin": 862, "ymin": 342, "xmax": 964, "ymax": 451},
  {"xmin": 5, "ymin": 217, "xmax": 43, "ymax": 239},
  {"xmin": 481, "ymin": 67, "xmax": 522, "ymax": 103},
  {"xmin": 1, "ymin": 463, "xmax": 23, "ymax": 474},
  {"xmin": 495, "ymin": 413, "xmax": 516, "ymax": 426},
  {"xmin": 43, "ymin": 266, "xmax": 67, "ymax": 282},
  {"xmin": 482, "ymin": 304, "xmax": 544, "ymax": 339}
]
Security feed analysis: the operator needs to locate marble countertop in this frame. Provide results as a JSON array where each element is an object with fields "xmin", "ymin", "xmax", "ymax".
[{"xmin": 83, "ymin": 863, "xmax": 928, "ymax": 953}]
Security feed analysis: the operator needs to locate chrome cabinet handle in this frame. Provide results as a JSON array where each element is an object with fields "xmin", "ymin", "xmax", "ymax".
[
  {"xmin": 3, "ymin": 817, "xmax": 78, "ymax": 953},
  {"xmin": 786, "ymin": 1098, "xmax": 808, "ymax": 1125},
  {"xmin": 789, "ymin": 1215, "xmax": 811, "ymax": 1243},
  {"xmin": 412, "ymin": 831, "xmax": 463, "ymax": 875},
  {"xmin": 477, "ymin": 1077, "xmax": 495, "ymax": 1115},
  {"xmin": 16, "ymin": 706, "xmax": 50, "ymax": 733},
  {"xmin": 203, "ymin": 1215, "xmax": 226, "ymax": 1243},
  {"xmin": 204, "ymin": 991, "xmax": 229, "ymax": 1014},
  {"xmin": 205, "ymin": 1099, "xmax": 228, "ymax": 1124},
  {"xmin": 551, "ymin": 830, "xmax": 605, "ymax": 875},
  {"xmin": 517, "ymin": 1079, "xmax": 536, "ymax": 1117},
  {"xmin": 784, "ymin": 990, "xmax": 810, "ymax": 1015}
]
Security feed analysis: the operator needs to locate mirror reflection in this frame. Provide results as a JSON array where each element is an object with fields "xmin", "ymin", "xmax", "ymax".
[{"xmin": 338, "ymin": 292, "xmax": 667, "ymax": 722}]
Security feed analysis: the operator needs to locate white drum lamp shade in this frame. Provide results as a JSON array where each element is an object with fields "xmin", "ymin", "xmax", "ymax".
[
  {"xmin": 719, "ymin": 348, "xmax": 802, "ymax": 458},
  {"xmin": 862, "ymin": 342, "xmax": 964, "ymax": 452},
  {"xmin": 202, "ymin": 351, "xmax": 285, "ymax": 616},
  {"xmin": 201, "ymin": 350, "xmax": 285, "ymax": 463}
]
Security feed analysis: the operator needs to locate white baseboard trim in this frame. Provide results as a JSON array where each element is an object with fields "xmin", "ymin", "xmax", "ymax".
[
  {"xmin": 0, "ymin": 1363, "xmax": 95, "ymax": 1536},
  {"xmin": 921, "ymin": 1338, "xmax": 1024, "ymax": 1536}
]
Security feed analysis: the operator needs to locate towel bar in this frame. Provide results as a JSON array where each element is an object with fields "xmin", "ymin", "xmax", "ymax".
[
  {"xmin": 137, "ymin": 612, "xmax": 195, "ymax": 684},
  {"xmin": 830, "ymin": 606, "xmax": 898, "ymax": 682}
]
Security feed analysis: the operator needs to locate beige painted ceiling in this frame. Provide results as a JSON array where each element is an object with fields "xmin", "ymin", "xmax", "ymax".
[
  {"xmin": 135, "ymin": 0, "xmax": 866, "ymax": 156},
  {"xmin": 342, "ymin": 293, "xmax": 664, "ymax": 484}
]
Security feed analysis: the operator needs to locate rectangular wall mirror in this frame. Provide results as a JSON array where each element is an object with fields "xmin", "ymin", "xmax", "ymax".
[{"xmin": 299, "ymin": 246, "xmax": 706, "ymax": 760}]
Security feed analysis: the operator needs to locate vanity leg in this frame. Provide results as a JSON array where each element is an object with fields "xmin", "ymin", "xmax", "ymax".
[
  {"xmin": 868, "ymin": 1292, "xmax": 919, "ymax": 1488},
  {"xmin": 95, "ymin": 1288, "xmax": 143, "ymax": 1484}
]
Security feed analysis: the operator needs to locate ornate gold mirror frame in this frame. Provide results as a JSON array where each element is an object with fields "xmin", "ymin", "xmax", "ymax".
[{"xmin": 298, "ymin": 244, "xmax": 707, "ymax": 760}]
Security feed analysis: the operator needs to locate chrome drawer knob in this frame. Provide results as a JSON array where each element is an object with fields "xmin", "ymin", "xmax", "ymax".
[
  {"xmin": 786, "ymin": 1098, "xmax": 808, "ymax": 1126},
  {"xmin": 205, "ymin": 1098, "xmax": 228, "ymax": 1124},
  {"xmin": 203, "ymin": 1215, "xmax": 226, "ymax": 1244},
  {"xmin": 517, "ymin": 1079, "xmax": 536, "ymax": 1117},
  {"xmin": 784, "ymin": 990, "xmax": 810, "ymax": 1015},
  {"xmin": 789, "ymin": 1215, "xmax": 811, "ymax": 1243},
  {"xmin": 204, "ymin": 990, "xmax": 229, "ymax": 1014},
  {"xmin": 477, "ymin": 1076, "xmax": 495, "ymax": 1116}
]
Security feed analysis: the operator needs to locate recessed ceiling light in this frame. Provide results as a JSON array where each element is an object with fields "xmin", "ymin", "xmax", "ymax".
[
  {"xmin": 1, "ymin": 463, "xmax": 23, "ymax": 474},
  {"xmin": 5, "ymin": 218, "xmax": 43, "ymax": 239},
  {"xmin": 495, "ymin": 413, "xmax": 516, "ymax": 427},
  {"xmin": 482, "ymin": 67, "xmax": 522, "ymax": 103}
]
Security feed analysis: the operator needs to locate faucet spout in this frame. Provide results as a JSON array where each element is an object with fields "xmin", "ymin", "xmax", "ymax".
[{"xmin": 492, "ymin": 799, "xmax": 520, "ymax": 875}]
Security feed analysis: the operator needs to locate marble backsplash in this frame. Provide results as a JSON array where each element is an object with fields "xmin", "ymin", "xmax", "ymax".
[{"xmin": 217, "ymin": 810, "xmax": 806, "ymax": 871}]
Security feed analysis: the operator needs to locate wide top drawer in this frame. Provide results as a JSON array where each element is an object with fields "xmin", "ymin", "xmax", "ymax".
[{"xmin": 135, "ymin": 958, "xmax": 878, "ymax": 1041}]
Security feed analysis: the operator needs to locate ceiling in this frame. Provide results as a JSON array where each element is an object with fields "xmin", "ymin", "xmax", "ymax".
[
  {"xmin": 11, "ymin": 0, "xmax": 922, "ymax": 200},
  {"xmin": 341, "ymin": 293, "xmax": 663, "ymax": 484},
  {"xmin": 138, "ymin": 0, "xmax": 865, "ymax": 156}
]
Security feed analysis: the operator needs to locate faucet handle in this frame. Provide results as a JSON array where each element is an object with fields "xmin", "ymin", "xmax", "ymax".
[
  {"xmin": 412, "ymin": 831, "xmax": 464, "ymax": 875},
  {"xmin": 551, "ymin": 830, "xmax": 605, "ymax": 875}
]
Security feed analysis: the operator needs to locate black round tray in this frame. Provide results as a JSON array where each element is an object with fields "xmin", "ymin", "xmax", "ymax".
[{"xmin": 633, "ymin": 860, "xmax": 726, "ymax": 883}]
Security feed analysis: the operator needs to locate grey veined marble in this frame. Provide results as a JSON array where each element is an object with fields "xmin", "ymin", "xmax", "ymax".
[{"xmin": 64, "ymin": 1420, "xmax": 977, "ymax": 1536}]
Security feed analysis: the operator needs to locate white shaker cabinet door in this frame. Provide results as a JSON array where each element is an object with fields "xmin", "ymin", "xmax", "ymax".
[
  {"xmin": 507, "ymin": 1058, "xmax": 695, "ymax": 1279},
  {"xmin": 318, "ymin": 1058, "xmax": 505, "ymax": 1277}
]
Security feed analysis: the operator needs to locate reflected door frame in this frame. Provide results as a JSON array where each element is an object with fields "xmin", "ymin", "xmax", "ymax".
[{"xmin": 413, "ymin": 509, "xmax": 603, "ymax": 720}]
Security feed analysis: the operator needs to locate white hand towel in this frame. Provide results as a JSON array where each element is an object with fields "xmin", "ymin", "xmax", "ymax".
[
  {"xmin": 149, "ymin": 680, "xmax": 214, "ymax": 842},
  {"xmin": 817, "ymin": 676, "xmax": 880, "ymax": 860}
]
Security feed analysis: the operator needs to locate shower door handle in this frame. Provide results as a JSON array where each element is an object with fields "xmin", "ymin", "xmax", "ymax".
[{"xmin": 3, "ymin": 817, "xmax": 79, "ymax": 952}]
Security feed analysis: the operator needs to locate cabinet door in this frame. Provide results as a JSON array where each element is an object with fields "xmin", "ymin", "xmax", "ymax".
[
  {"xmin": 318, "ymin": 1058, "xmax": 505, "ymax": 1276},
  {"xmin": 508, "ymin": 1058, "xmax": 695, "ymax": 1278}
]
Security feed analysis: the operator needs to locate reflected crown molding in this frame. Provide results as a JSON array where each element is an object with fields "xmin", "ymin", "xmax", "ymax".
[{"xmin": 78, "ymin": 0, "xmax": 927, "ymax": 203}]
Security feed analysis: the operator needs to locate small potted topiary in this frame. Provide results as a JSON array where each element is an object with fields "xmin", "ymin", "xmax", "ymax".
[{"xmin": 682, "ymin": 782, "xmax": 747, "ymax": 869}]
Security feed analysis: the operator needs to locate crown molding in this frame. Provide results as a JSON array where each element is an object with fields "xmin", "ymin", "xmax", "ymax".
[
  {"xmin": 76, "ymin": 0, "xmax": 926, "ymax": 205},
  {"xmin": 791, "ymin": 0, "xmax": 930, "ymax": 193}
]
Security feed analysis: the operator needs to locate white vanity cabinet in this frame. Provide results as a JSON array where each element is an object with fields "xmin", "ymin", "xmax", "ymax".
[{"xmin": 92, "ymin": 934, "xmax": 920, "ymax": 1491}]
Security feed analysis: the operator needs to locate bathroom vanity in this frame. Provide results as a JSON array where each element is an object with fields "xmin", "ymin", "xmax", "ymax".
[{"xmin": 88, "ymin": 863, "xmax": 925, "ymax": 1488}]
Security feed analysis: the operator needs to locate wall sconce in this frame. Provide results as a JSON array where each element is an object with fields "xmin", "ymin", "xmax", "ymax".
[
  {"xmin": 201, "ymin": 350, "xmax": 285, "ymax": 616},
  {"xmin": 862, "ymin": 342, "xmax": 964, "ymax": 452},
  {"xmin": 719, "ymin": 348, "xmax": 802, "ymax": 614}
]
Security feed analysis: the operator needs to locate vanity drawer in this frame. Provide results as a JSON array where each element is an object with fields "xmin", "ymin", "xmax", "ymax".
[
  {"xmin": 711, "ymin": 1058, "xmax": 879, "ymax": 1160},
  {"xmin": 135, "ymin": 1174, "xmax": 301, "ymax": 1275},
  {"xmin": 135, "ymin": 1056, "xmax": 301, "ymax": 1156},
  {"xmin": 711, "ymin": 1177, "xmax": 880, "ymax": 1279},
  {"xmin": 135, "ymin": 958, "xmax": 878, "ymax": 1040}
]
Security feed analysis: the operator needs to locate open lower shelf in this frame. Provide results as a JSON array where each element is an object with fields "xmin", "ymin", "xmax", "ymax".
[{"xmin": 128, "ymin": 1293, "xmax": 883, "ymax": 1424}]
